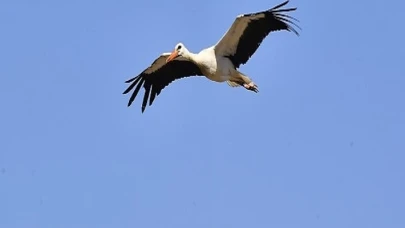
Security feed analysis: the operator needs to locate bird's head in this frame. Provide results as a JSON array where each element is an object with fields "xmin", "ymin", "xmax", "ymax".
[{"xmin": 166, "ymin": 43, "xmax": 187, "ymax": 63}]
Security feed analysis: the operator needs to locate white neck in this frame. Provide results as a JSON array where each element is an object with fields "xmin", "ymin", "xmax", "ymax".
[{"xmin": 182, "ymin": 47, "xmax": 197, "ymax": 62}]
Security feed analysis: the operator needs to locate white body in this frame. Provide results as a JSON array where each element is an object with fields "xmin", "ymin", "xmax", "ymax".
[
  {"xmin": 191, "ymin": 47, "xmax": 237, "ymax": 83},
  {"xmin": 123, "ymin": 0, "xmax": 299, "ymax": 112}
]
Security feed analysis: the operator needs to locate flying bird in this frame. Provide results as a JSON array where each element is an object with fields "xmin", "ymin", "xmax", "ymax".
[{"xmin": 123, "ymin": 0, "xmax": 300, "ymax": 113}]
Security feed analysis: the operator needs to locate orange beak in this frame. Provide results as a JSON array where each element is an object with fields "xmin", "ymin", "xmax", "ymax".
[{"xmin": 166, "ymin": 50, "xmax": 178, "ymax": 63}]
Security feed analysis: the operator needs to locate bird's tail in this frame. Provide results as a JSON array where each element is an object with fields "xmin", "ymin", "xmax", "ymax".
[{"xmin": 226, "ymin": 81, "xmax": 241, "ymax": 87}]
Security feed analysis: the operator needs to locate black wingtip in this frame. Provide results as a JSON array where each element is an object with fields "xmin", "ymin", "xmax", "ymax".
[
  {"xmin": 123, "ymin": 86, "xmax": 133, "ymax": 95},
  {"xmin": 125, "ymin": 77, "xmax": 136, "ymax": 83},
  {"xmin": 271, "ymin": 0, "xmax": 290, "ymax": 10},
  {"xmin": 270, "ymin": 0, "xmax": 301, "ymax": 36},
  {"xmin": 277, "ymin": 15, "xmax": 301, "ymax": 35}
]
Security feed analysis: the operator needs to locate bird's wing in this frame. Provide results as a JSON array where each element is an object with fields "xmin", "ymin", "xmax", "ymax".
[
  {"xmin": 123, "ymin": 53, "xmax": 204, "ymax": 113},
  {"xmin": 214, "ymin": 0, "xmax": 300, "ymax": 68}
]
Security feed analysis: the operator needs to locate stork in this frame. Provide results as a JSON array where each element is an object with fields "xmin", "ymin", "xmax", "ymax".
[{"xmin": 123, "ymin": 0, "xmax": 300, "ymax": 112}]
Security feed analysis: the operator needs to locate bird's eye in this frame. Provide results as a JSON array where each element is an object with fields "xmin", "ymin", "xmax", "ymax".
[{"xmin": 177, "ymin": 45, "xmax": 182, "ymax": 50}]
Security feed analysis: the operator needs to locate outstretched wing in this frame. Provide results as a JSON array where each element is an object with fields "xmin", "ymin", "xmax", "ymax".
[
  {"xmin": 123, "ymin": 53, "xmax": 204, "ymax": 113},
  {"xmin": 214, "ymin": 0, "xmax": 300, "ymax": 68}
]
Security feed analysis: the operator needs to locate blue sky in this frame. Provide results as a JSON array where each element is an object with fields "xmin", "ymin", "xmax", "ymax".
[{"xmin": 1, "ymin": 0, "xmax": 404, "ymax": 227}]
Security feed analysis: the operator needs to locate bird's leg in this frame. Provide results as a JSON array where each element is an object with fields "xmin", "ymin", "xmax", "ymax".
[
  {"xmin": 234, "ymin": 71, "xmax": 259, "ymax": 93},
  {"xmin": 243, "ymin": 81, "xmax": 259, "ymax": 93}
]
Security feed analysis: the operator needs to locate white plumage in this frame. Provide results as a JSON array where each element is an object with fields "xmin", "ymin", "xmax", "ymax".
[{"xmin": 123, "ymin": 0, "xmax": 300, "ymax": 113}]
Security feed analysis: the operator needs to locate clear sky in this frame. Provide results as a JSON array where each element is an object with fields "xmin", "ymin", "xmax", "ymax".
[{"xmin": 1, "ymin": 0, "xmax": 404, "ymax": 227}]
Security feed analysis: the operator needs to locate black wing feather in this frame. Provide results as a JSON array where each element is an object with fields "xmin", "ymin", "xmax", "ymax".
[
  {"xmin": 123, "ymin": 58, "xmax": 203, "ymax": 113},
  {"xmin": 226, "ymin": 0, "xmax": 300, "ymax": 68}
]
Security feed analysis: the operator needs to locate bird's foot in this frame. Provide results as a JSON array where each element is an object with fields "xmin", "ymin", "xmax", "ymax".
[{"xmin": 243, "ymin": 82, "xmax": 259, "ymax": 93}]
